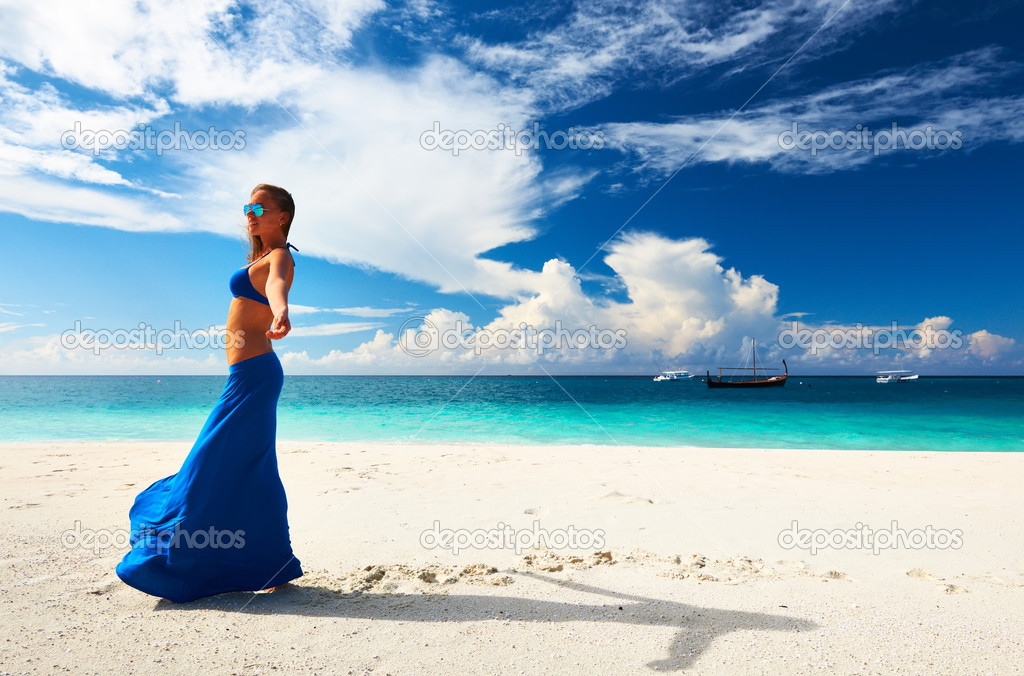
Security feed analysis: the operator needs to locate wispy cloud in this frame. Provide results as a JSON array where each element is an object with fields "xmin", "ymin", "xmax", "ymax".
[
  {"xmin": 0, "ymin": 322, "xmax": 45, "ymax": 334},
  {"xmin": 0, "ymin": 303, "xmax": 26, "ymax": 317},
  {"xmin": 461, "ymin": 0, "xmax": 905, "ymax": 112},
  {"xmin": 290, "ymin": 322, "xmax": 384, "ymax": 337},
  {"xmin": 290, "ymin": 304, "xmax": 416, "ymax": 317},
  {"xmin": 602, "ymin": 48, "xmax": 1024, "ymax": 176}
]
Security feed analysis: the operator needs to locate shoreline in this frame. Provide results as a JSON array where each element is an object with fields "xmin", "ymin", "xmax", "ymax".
[
  {"xmin": 4, "ymin": 440, "xmax": 1023, "ymax": 672},
  {"xmin": 3, "ymin": 439, "xmax": 1021, "ymax": 452}
]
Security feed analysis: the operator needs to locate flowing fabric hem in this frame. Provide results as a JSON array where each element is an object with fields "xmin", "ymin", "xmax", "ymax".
[{"xmin": 116, "ymin": 350, "xmax": 303, "ymax": 602}]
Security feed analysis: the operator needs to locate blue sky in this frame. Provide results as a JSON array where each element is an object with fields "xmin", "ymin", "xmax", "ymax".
[{"xmin": 1, "ymin": 0, "xmax": 1022, "ymax": 375}]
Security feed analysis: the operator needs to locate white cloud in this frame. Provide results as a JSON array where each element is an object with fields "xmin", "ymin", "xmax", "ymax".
[
  {"xmin": 0, "ymin": 142, "xmax": 132, "ymax": 186},
  {"xmin": 0, "ymin": 174, "xmax": 190, "ymax": 231},
  {"xmin": 4, "ymin": 241, "xmax": 1018, "ymax": 374},
  {"xmin": 0, "ymin": 67, "xmax": 172, "ymax": 193},
  {"xmin": 773, "ymin": 315, "xmax": 1020, "ymax": 372},
  {"xmin": 0, "ymin": 0, "xmax": 383, "ymax": 227},
  {"xmin": 968, "ymin": 329, "xmax": 1016, "ymax": 360},
  {"xmin": 0, "ymin": 322, "xmax": 45, "ymax": 333},
  {"xmin": 462, "ymin": 0, "xmax": 904, "ymax": 112},
  {"xmin": 0, "ymin": 303, "xmax": 26, "ymax": 316},
  {"xmin": 259, "ymin": 232, "xmax": 786, "ymax": 373},
  {"xmin": 0, "ymin": 333, "xmax": 225, "ymax": 375},
  {"xmin": 290, "ymin": 321, "xmax": 383, "ymax": 337},
  {"xmin": 0, "ymin": 0, "xmax": 380, "ymax": 104},
  {"xmin": 0, "ymin": 13, "xmax": 593, "ymax": 286},
  {"xmin": 602, "ymin": 48, "xmax": 1024, "ymax": 176},
  {"xmin": 290, "ymin": 304, "xmax": 415, "ymax": 317},
  {"xmin": 172, "ymin": 55, "xmax": 593, "ymax": 299}
]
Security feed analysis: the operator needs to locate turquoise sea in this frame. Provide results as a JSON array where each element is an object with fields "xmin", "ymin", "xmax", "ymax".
[{"xmin": 0, "ymin": 375, "xmax": 1021, "ymax": 451}]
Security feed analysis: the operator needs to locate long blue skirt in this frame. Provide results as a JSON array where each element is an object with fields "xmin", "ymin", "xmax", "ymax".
[{"xmin": 116, "ymin": 351, "xmax": 303, "ymax": 603}]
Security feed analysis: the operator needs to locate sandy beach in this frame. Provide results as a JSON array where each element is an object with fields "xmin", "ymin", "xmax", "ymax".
[{"xmin": 2, "ymin": 441, "xmax": 1023, "ymax": 674}]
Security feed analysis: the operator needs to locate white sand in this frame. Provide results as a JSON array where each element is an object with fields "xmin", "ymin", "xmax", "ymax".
[{"xmin": 2, "ymin": 441, "xmax": 1023, "ymax": 674}]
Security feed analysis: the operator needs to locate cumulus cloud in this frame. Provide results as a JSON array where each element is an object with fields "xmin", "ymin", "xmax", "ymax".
[
  {"xmin": 259, "ymin": 232, "xmax": 784, "ymax": 374},
  {"xmin": 967, "ymin": 330, "xmax": 1016, "ymax": 360},
  {"xmin": 170, "ymin": 56, "xmax": 593, "ymax": 300},
  {"xmin": 4, "ymin": 240, "xmax": 1018, "ymax": 375},
  {"xmin": 773, "ymin": 315, "xmax": 1020, "ymax": 373}
]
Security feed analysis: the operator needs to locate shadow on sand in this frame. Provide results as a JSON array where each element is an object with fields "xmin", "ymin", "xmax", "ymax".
[{"xmin": 154, "ymin": 570, "xmax": 817, "ymax": 670}]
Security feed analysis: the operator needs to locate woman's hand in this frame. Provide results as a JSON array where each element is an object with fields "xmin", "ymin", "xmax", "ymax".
[{"xmin": 267, "ymin": 309, "xmax": 291, "ymax": 340}]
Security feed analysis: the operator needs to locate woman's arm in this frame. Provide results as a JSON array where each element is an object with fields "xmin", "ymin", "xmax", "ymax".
[{"xmin": 264, "ymin": 250, "xmax": 294, "ymax": 340}]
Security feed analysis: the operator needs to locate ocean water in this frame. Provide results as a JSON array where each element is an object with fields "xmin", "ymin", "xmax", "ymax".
[{"xmin": 0, "ymin": 375, "xmax": 1021, "ymax": 451}]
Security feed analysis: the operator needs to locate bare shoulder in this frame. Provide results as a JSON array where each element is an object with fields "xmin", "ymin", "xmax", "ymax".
[{"xmin": 266, "ymin": 246, "xmax": 296, "ymax": 269}]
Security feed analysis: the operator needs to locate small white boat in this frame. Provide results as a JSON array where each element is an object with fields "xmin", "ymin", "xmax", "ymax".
[
  {"xmin": 876, "ymin": 369, "xmax": 919, "ymax": 383},
  {"xmin": 654, "ymin": 370, "xmax": 693, "ymax": 381}
]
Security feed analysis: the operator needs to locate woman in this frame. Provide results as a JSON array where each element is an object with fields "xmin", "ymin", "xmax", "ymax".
[{"xmin": 116, "ymin": 184, "xmax": 304, "ymax": 603}]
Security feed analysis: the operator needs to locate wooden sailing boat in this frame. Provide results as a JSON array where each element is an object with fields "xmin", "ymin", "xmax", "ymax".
[{"xmin": 706, "ymin": 339, "xmax": 787, "ymax": 388}]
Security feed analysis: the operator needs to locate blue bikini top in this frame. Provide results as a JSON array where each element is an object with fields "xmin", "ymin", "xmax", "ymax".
[{"xmin": 229, "ymin": 243, "xmax": 298, "ymax": 306}]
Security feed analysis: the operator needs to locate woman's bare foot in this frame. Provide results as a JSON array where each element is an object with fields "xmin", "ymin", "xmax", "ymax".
[{"xmin": 256, "ymin": 582, "xmax": 290, "ymax": 594}]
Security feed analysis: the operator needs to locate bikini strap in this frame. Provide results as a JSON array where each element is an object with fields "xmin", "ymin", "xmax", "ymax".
[
  {"xmin": 283, "ymin": 242, "xmax": 298, "ymax": 265},
  {"xmin": 270, "ymin": 243, "xmax": 299, "ymax": 255},
  {"xmin": 249, "ymin": 243, "xmax": 299, "ymax": 267}
]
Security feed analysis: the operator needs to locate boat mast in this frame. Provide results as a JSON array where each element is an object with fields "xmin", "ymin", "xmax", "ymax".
[{"xmin": 753, "ymin": 339, "xmax": 756, "ymax": 381}]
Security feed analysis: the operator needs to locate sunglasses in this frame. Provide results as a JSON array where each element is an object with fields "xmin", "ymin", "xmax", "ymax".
[{"xmin": 243, "ymin": 203, "xmax": 279, "ymax": 217}]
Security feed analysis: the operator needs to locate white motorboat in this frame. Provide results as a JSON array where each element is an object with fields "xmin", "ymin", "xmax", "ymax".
[
  {"xmin": 876, "ymin": 370, "xmax": 919, "ymax": 383},
  {"xmin": 654, "ymin": 370, "xmax": 693, "ymax": 381}
]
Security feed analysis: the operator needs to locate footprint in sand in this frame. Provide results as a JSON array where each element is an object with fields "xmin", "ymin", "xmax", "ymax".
[
  {"xmin": 87, "ymin": 582, "xmax": 120, "ymax": 595},
  {"xmin": 602, "ymin": 491, "xmax": 654, "ymax": 505}
]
